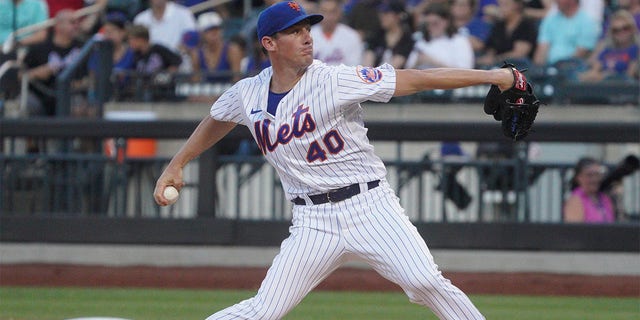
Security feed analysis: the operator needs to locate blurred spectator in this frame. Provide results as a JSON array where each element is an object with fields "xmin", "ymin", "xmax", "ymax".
[
  {"xmin": 89, "ymin": 12, "xmax": 135, "ymax": 95},
  {"xmin": 174, "ymin": 0, "xmax": 207, "ymax": 7},
  {"xmin": 240, "ymin": 0, "xmax": 280, "ymax": 44},
  {"xmin": 311, "ymin": 0, "xmax": 364, "ymax": 65},
  {"xmin": 81, "ymin": 0, "xmax": 109, "ymax": 37},
  {"xmin": 128, "ymin": 24, "xmax": 182, "ymax": 100},
  {"xmin": 133, "ymin": 0, "xmax": 196, "ymax": 53},
  {"xmin": 94, "ymin": 12, "xmax": 134, "ymax": 70},
  {"xmin": 0, "ymin": 0, "xmax": 49, "ymax": 47},
  {"xmin": 298, "ymin": 0, "xmax": 320, "ymax": 13},
  {"xmin": 404, "ymin": 0, "xmax": 431, "ymax": 13},
  {"xmin": 602, "ymin": 0, "xmax": 640, "ymax": 36},
  {"xmin": 344, "ymin": 0, "xmax": 360, "ymax": 14},
  {"xmin": 46, "ymin": 0, "xmax": 108, "ymax": 39},
  {"xmin": 410, "ymin": 0, "xmax": 448, "ymax": 28},
  {"xmin": 451, "ymin": 0, "xmax": 492, "ymax": 53},
  {"xmin": 199, "ymin": 0, "xmax": 247, "ymax": 40},
  {"xmin": 533, "ymin": 0, "xmax": 599, "ymax": 76},
  {"xmin": 363, "ymin": 0, "xmax": 415, "ymax": 68},
  {"xmin": 105, "ymin": 0, "xmax": 143, "ymax": 21},
  {"xmin": 243, "ymin": 28, "xmax": 271, "ymax": 77},
  {"xmin": 578, "ymin": 9, "xmax": 639, "ymax": 82},
  {"xmin": 406, "ymin": 2, "xmax": 474, "ymax": 68},
  {"xmin": 564, "ymin": 157, "xmax": 615, "ymax": 223},
  {"xmin": 346, "ymin": 0, "xmax": 384, "ymax": 49},
  {"xmin": 619, "ymin": 0, "xmax": 640, "ymax": 29},
  {"xmin": 46, "ymin": 0, "xmax": 82, "ymax": 18},
  {"xmin": 523, "ymin": 0, "xmax": 553, "ymax": 21},
  {"xmin": 22, "ymin": 9, "xmax": 86, "ymax": 117},
  {"xmin": 589, "ymin": 0, "xmax": 607, "ymax": 26},
  {"xmin": 477, "ymin": 0, "xmax": 500, "ymax": 20},
  {"xmin": 476, "ymin": 0, "xmax": 538, "ymax": 68},
  {"xmin": 186, "ymin": 11, "xmax": 245, "ymax": 83},
  {"xmin": 21, "ymin": 9, "xmax": 87, "ymax": 153},
  {"xmin": 129, "ymin": 24, "xmax": 182, "ymax": 74},
  {"xmin": 547, "ymin": 0, "xmax": 605, "ymax": 26}
]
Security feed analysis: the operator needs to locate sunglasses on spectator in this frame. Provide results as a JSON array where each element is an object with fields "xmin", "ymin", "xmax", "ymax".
[{"xmin": 612, "ymin": 25, "xmax": 632, "ymax": 33}]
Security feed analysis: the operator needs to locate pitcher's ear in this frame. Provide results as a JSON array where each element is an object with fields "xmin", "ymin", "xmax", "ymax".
[{"xmin": 261, "ymin": 36, "xmax": 276, "ymax": 52}]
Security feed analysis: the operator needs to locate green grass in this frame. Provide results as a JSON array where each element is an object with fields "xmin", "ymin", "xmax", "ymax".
[{"xmin": 0, "ymin": 287, "xmax": 638, "ymax": 320}]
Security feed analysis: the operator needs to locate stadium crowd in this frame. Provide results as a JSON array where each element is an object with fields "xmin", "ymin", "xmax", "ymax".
[{"xmin": 1, "ymin": 0, "xmax": 638, "ymax": 107}]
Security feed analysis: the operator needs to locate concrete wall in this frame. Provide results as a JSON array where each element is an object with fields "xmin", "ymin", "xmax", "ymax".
[{"xmin": 1, "ymin": 243, "xmax": 638, "ymax": 276}]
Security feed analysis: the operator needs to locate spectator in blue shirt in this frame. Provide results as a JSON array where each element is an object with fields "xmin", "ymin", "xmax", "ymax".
[
  {"xmin": 451, "ymin": 0, "xmax": 493, "ymax": 54},
  {"xmin": 533, "ymin": 0, "xmax": 599, "ymax": 66},
  {"xmin": 186, "ymin": 11, "xmax": 245, "ymax": 83},
  {"xmin": 91, "ymin": 12, "xmax": 135, "ymax": 72},
  {"xmin": 89, "ymin": 12, "xmax": 136, "ymax": 97}
]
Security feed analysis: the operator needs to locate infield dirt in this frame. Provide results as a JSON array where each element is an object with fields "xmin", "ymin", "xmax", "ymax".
[{"xmin": 1, "ymin": 264, "xmax": 638, "ymax": 297}]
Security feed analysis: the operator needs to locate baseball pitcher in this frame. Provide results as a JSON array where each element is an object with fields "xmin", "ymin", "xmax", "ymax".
[{"xmin": 154, "ymin": 2, "xmax": 540, "ymax": 319}]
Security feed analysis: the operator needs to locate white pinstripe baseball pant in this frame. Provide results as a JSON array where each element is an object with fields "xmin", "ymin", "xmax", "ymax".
[{"xmin": 206, "ymin": 181, "xmax": 484, "ymax": 320}]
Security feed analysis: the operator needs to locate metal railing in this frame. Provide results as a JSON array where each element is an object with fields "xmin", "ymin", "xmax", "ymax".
[
  {"xmin": 212, "ymin": 154, "xmax": 640, "ymax": 223},
  {"xmin": 2, "ymin": 149, "xmax": 639, "ymax": 222},
  {"xmin": 2, "ymin": 119, "xmax": 639, "ymax": 223},
  {"xmin": 56, "ymin": 37, "xmax": 113, "ymax": 117}
]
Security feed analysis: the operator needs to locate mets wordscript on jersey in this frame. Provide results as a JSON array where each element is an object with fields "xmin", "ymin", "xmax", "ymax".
[{"xmin": 253, "ymin": 104, "xmax": 345, "ymax": 162}]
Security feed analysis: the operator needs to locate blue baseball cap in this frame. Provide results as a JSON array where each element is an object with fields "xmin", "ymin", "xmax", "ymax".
[{"xmin": 257, "ymin": 1, "xmax": 323, "ymax": 40}]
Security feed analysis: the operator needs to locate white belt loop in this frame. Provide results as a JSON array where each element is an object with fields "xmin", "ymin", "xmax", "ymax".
[
  {"xmin": 301, "ymin": 193, "xmax": 313, "ymax": 206},
  {"xmin": 359, "ymin": 182, "xmax": 368, "ymax": 193}
]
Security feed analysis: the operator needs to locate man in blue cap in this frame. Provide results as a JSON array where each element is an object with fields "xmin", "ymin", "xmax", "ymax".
[{"xmin": 155, "ymin": 1, "xmax": 525, "ymax": 319}]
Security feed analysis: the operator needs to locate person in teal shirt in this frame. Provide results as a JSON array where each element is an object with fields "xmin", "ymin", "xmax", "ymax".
[
  {"xmin": 0, "ymin": 0, "xmax": 49, "ymax": 47},
  {"xmin": 533, "ymin": 0, "xmax": 600, "ymax": 66}
]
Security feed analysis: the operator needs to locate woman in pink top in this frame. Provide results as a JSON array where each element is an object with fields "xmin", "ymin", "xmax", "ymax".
[{"xmin": 564, "ymin": 157, "xmax": 615, "ymax": 223}]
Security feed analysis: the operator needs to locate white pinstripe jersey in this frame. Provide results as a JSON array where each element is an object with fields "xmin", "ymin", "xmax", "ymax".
[{"xmin": 210, "ymin": 60, "xmax": 396, "ymax": 199}]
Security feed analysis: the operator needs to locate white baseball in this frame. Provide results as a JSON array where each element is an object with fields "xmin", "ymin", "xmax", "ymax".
[{"xmin": 163, "ymin": 186, "xmax": 180, "ymax": 204}]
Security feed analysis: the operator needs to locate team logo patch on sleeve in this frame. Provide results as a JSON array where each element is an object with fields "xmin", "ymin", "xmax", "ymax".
[{"xmin": 356, "ymin": 66, "xmax": 383, "ymax": 84}]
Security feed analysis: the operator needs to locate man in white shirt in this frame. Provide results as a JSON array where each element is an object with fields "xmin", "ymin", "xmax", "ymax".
[
  {"xmin": 134, "ymin": 0, "xmax": 196, "ymax": 52},
  {"xmin": 311, "ymin": 0, "xmax": 364, "ymax": 66}
]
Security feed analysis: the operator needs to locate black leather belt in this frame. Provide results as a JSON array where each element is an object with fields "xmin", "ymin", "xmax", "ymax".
[{"xmin": 292, "ymin": 180, "xmax": 380, "ymax": 205}]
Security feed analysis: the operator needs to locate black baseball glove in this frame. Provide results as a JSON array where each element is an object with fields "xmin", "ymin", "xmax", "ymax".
[{"xmin": 484, "ymin": 63, "xmax": 541, "ymax": 141}]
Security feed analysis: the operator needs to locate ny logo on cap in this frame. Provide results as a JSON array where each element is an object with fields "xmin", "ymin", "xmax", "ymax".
[{"xmin": 288, "ymin": 1, "xmax": 301, "ymax": 11}]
